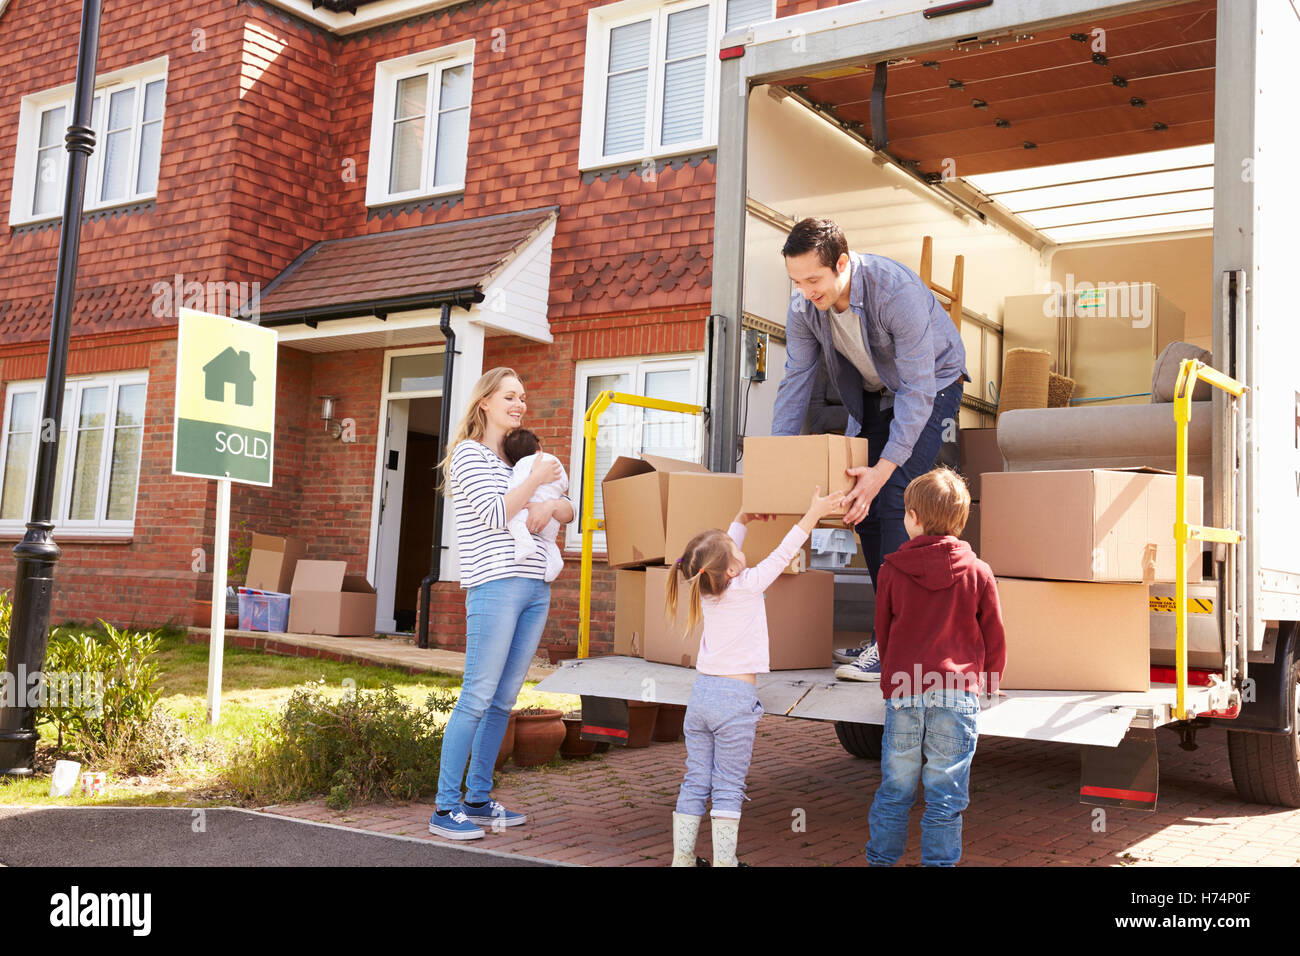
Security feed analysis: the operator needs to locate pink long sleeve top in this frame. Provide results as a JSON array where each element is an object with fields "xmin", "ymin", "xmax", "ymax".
[{"xmin": 696, "ymin": 521, "xmax": 810, "ymax": 677}]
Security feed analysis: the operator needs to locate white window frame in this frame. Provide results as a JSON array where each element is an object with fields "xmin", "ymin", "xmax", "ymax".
[
  {"xmin": 0, "ymin": 372, "xmax": 149, "ymax": 536},
  {"xmin": 578, "ymin": 0, "xmax": 774, "ymax": 172},
  {"xmin": 9, "ymin": 56, "xmax": 168, "ymax": 227},
  {"xmin": 365, "ymin": 40, "xmax": 475, "ymax": 208},
  {"xmin": 565, "ymin": 353, "xmax": 705, "ymax": 553}
]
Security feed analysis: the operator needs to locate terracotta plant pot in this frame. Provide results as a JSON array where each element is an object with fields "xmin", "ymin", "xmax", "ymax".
[
  {"xmin": 510, "ymin": 708, "xmax": 565, "ymax": 767},
  {"xmin": 560, "ymin": 713, "xmax": 596, "ymax": 759},
  {"xmin": 191, "ymin": 600, "xmax": 239, "ymax": 631},
  {"xmin": 494, "ymin": 712, "xmax": 517, "ymax": 770},
  {"xmin": 625, "ymin": 700, "xmax": 660, "ymax": 749},
  {"xmin": 652, "ymin": 703, "xmax": 687, "ymax": 742},
  {"xmin": 546, "ymin": 642, "xmax": 579, "ymax": 665}
]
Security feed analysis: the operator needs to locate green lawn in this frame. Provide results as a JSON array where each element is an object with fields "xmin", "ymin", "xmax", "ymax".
[{"xmin": 0, "ymin": 627, "xmax": 580, "ymax": 807}]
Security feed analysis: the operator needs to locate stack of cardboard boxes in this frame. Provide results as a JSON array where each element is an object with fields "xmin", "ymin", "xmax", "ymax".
[
  {"xmin": 604, "ymin": 437, "xmax": 873, "ymax": 669},
  {"xmin": 237, "ymin": 533, "xmax": 378, "ymax": 637},
  {"xmin": 956, "ymin": 428, "xmax": 1004, "ymax": 556},
  {"xmin": 979, "ymin": 467, "xmax": 1203, "ymax": 692}
]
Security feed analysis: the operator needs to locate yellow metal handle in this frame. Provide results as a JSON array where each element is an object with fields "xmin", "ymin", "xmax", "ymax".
[
  {"xmin": 578, "ymin": 391, "xmax": 705, "ymax": 659},
  {"xmin": 1172, "ymin": 358, "xmax": 1246, "ymax": 720}
]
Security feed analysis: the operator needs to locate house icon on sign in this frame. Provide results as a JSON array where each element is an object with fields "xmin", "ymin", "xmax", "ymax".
[{"xmin": 204, "ymin": 347, "xmax": 256, "ymax": 406}]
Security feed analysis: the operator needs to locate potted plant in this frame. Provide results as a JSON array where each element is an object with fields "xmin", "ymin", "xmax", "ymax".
[
  {"xmin": 652, "ymin": 703, "xmax": 687, "ymax": 742},
  {"xmin": 509, "ymin": 707, "xmax": 565, "ymax": 766},
  {"xmin": 495, "ymin": 711, "xmax": 517, "ymax": 770},
  {"xmin": 546, "ymin": 641, "xmax": 579, "ymax": 665},
  {"xmin": 625, "ymin": 699, "xmax": 660, "ymax": 749},
  {"xmin": 560, "ymin": 710, "xmax": 596, "ymax": 759}
]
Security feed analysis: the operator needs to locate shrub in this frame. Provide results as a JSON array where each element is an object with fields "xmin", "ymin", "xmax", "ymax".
[
  {"xmin": 227, "ymin": 682, "xmax": 456, "ymax": 810},
  {"xmin": 0, "ymin": 589, "xmax": 11, "ymax": 665},
  {"xmin": 43, "ymin": 621, "xmax": 170, "ymax": 774}
]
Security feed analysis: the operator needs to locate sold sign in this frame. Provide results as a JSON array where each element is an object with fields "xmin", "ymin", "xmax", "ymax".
[{"xmin": 172, "ymin": 307, "xmax": 277, "ymax": 486}]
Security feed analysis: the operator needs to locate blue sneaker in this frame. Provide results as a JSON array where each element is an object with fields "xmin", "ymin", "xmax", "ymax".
[
  {"xmin": 428, "ymin": 808, "xmax": 485, "ymax": 840},
  {"xmin": 835, "ymin": 642, "xmax": 880, "ymax": 682},
  {"xmin": 461, "ymin": 800, "xmax": 527, "ymax": 828},
  {"xmin": 832, "ymin": 640, "xmax": 873, "ymax": 665}
]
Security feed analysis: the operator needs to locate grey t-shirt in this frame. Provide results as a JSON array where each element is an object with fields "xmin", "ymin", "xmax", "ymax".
[{"xmin": 828, "ymin": 305, "xmax": 894, "ymax": 410}]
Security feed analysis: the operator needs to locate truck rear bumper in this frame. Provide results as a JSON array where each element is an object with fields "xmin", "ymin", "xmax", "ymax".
[{"xmin": 536, "ymin": 657, "xmax": 1229, "ymax": 748}]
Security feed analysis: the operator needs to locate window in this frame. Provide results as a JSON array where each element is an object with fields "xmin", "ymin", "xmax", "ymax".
[
  {"xmin": 10, "ymin": 58, "xmax": 167, "ymax": 226},
  {"xmin": 566, "ymin": 354, "xmax": 705, "ymax": 551},
  {"xmin": 0, "ymin": 374, "xmax": 148, "ymax": 534},
  {"xmin": 580, "ymin": 0, "xmax": 774, "ymax": 170},
  {"xmin": 366, "ymin": 42, "xmax": 474, "ymax": 208}
]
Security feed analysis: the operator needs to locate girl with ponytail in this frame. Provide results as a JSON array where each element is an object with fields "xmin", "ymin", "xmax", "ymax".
[{"xmin": 667, "ymin": 486, "xmax": 844, "ymax": 867}]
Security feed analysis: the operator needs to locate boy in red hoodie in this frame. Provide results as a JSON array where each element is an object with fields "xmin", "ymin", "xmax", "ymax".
[{"xmin": 865, "ymin": 467, "xmax": 1006, "ymax": 867}]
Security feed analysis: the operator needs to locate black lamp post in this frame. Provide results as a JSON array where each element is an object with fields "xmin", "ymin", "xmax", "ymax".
[{"xmin": 0, "ymin": 0, "xmax": 102, "ymax": 776}]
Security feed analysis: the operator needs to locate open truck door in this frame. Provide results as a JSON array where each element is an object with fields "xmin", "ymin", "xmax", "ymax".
[{"xmin": 1211, "ymin": 0, "xmax": 1300, "ymax": 805}]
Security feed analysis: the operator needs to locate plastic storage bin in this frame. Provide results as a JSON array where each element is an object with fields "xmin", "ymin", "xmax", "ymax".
[
  {"xmin": 237, "ymin": 587, "xmax": 291, "ymax": 632},
  {"xmin": 809, "ymin": 528, "xmax": 857, "ymax": 570}
]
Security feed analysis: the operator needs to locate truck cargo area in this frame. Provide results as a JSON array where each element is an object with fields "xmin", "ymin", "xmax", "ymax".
[{"xmin": 536, "ymin": 656, "xmax": 1230, "ymax": 748}]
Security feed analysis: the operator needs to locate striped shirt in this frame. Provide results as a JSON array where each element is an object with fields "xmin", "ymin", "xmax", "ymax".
[{"xmin": 449, "ymin": 440, "xmax": 568, "ymax": 589}]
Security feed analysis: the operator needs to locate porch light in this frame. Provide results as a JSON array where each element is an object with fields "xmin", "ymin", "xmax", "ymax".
[{"xmin": 320, "ymin": 395, "xmax": 341, "ymax": 438}]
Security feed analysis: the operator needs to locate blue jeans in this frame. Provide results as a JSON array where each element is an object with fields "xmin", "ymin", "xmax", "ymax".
[
  {"xmin": 866, "ymin": 689, "xmax": 979, "ymax": 867},
  {"xmin": 856, "ymin": 378, "xmax": 964, "ymax": 591},
  {"xmin": 436, "ymin": 576, "xmax": 550, "ymax": 809}
]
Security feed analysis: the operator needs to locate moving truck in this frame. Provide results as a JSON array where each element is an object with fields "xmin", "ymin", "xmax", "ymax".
[{"xmin": 538, "ymin": 0, "xmax": 1300, "ymax": 809}]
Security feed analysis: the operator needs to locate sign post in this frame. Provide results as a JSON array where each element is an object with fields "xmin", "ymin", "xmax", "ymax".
[{"xmin": 172, "ymin": 307, "xmax": 277, "ymax": 724}]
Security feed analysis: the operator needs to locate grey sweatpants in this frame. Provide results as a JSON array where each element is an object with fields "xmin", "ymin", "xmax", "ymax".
[{"xmin": 675, "ymin": 674, "xmax": 764, "ymax": 819}]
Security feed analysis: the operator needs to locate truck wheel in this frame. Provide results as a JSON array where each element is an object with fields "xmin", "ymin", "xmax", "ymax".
[
  {"xmin": 834, "ymin": 721, "xmax": 882, "ymax": 760},
  {"xmin": 1227, "ymin": 661, "xmax": 1300, "ymax": 808}
]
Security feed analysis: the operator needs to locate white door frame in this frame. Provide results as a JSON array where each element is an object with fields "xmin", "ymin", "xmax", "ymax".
[{"xmin": 367, "ymin": 345, "xmax": 445, "ymax": 631}]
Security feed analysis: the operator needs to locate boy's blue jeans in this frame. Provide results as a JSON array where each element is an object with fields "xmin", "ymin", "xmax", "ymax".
[
  {"xmin": 436, "ymin": 576, "xmax": 550, "ymax": 810},
  {"xmin": 866, "ymin": 689, "xmax": 979, "ymax": 867}
]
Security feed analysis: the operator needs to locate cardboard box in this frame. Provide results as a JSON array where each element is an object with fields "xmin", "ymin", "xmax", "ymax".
[
  {"xmin": 996, "ymin": 577, "xmax": 1150, "ymax": 691},
  {"xmin": 663, "ymin": 472, "xmax": 742, "ymax": 563},
  {"xmin": 740, "ymin": 435, "xmax": 872, "ymax": 516},
  {"xmin": 643, "ymin": 566, "xmax": 703, "ymax": 667},
  {"xmin": 660, "ymin": 472, "xmax": 809, "ymax": 574},
  {"xmin": 981, "ymin": 468, "xmax": 1202, "ymax": 584},
  {"xmin": 614, "ymin": 569, "xmax": 647, "ymax": 657},
  {"xmin": 244, "ymin": 533, "xmax": 308, "ymax": 593},
  {"xmin": 286, "ymin": 560, "xmax": 377, "ymax": 636},
  {"xmin": 740, "ymin": 516, "xmax": 810, "ymax": 575},
  {"xmin": 958, "ymin": 428, "xmax": 1003, "ymax": 500},
  {"xmin": 642, "ymin": 567, "xmax": 833, "ymax": 670},
  {"xmin": 959, "ymin": 502, "xmax": 980, "ymax": 556},
  {"xmin": 602, "ymin": 454, "xmax": 709, "ymax": 568}
]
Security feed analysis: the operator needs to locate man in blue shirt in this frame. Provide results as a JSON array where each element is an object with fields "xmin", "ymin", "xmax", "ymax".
[{"xmin": 769, "ymin": 218, "xmax": 969, "ymax": 680}]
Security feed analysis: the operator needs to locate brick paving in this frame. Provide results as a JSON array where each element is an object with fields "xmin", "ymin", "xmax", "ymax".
[{"xmin": 268, "ymin": 711, "xmax": 1300, "ymax": 867}]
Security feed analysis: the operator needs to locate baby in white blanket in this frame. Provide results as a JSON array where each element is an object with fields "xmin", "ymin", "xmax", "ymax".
[{"xmin": 503, "ymin": 428, "xmax": 569, "ymax": 583}]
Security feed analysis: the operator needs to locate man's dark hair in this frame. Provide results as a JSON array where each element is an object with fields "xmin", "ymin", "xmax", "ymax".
[
  {"xmin": 782, "ymin": 217, "xmax": 848, "ymax": 270},
  {"xmin": 503, "ymin": 427, "xmax": 542, "ymax": 466}
]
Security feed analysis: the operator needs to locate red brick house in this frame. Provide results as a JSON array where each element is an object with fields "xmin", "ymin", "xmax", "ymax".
[{"xmin": 0, "ymin": 0, "xmax": 834, "ymax": 652}]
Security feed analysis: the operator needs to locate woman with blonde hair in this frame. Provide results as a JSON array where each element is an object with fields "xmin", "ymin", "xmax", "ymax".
[{"xmin": 429, "ymin": 367, "xmax": 574, "ymax": 841}]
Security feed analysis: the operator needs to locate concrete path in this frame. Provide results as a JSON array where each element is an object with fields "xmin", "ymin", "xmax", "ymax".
[{"xmin": 0, "ymin": 807, "xmax": 556, "ymax": 867}]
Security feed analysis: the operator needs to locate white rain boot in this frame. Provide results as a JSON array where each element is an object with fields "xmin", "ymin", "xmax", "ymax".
[
  {"xmin": 711, "ymin": 815, "xmax": 740, "ymax": 867},
  {"xmin": 671, "ymin": 812, "xmax": 702, "ymax": 867}
]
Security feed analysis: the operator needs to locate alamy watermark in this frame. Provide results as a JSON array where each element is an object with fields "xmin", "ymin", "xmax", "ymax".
[
  {"xmin": 151, "ymin": 273, "xmax": 262, "ymax": 322},
  {"xmin": 1043, "ymin": 273, "xmax": 1152, "ymax": 328},
  {"xmin": 0, "ymin": 665, "xmax": 104, "ymax": 714}
]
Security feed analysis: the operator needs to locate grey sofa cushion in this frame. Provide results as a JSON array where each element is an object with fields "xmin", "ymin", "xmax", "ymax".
[{"xmin": 1151, "ymin": 341, "xmax": 1213, "ymax": 403}]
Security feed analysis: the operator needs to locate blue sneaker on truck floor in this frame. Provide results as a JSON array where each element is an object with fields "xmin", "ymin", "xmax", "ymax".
[
  {"xmin": 428, "ymin": 808, "xmax": 485, "ymax": 840},
  {"xmin": 835, "ymin": 642, "xmax": 881, "ymax": 681}
]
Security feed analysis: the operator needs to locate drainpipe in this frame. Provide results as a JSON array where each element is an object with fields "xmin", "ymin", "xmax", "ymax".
[{"xmin": 418, "ymin": 302, "xmax": 458, "ymax": 649}]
